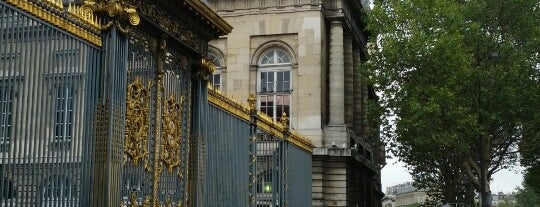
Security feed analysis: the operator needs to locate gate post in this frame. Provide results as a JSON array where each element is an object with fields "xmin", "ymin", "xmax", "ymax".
[
  {"xmin": 280, "ymin": 113, "xmax": 290, "ymax": 207},
  {"xmin": 81, "ymin": 2, "xmax": 141, "ymax": 206},
  {"xmin": 248, "ymin": 94, "xmax": 258, "ymax": 207},
  {"xmin": 91, "ymin": 27, "xmax": 130, "ymax": 207}
]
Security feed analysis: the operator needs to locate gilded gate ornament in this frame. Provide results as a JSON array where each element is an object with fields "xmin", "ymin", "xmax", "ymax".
[
  {"xmin": 82, "ymin": 0, "xmax": 140, "ymax": 33},
  {"xmin": 195, "ymin": 58, "xmax": 216, "ymax": 80},
  {"xmin": 125, "ymin": 78, "xmax": 151, "ymax": 169},
  {"xmin": 161, "ymin": 95, "xmax": 185, "ymax": 173}
]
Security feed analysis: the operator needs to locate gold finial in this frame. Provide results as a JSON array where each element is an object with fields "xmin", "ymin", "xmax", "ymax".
[
  {"xmin": 247, "ymin": 94, "xmax": 256, "ymax": 110},
  {"xmin": 280, "ymin": 112, "xmax": 289, "ymax": 128},
  {"xmin": 81, "ymin": 0, "xmax": 140, "ymax": 32}
]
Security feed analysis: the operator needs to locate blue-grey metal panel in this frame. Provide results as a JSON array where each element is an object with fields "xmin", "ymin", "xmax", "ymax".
[
  {"xmin": 194, "ymin": 83, "xmax": 250, "ymax": 207},
  {"xmin": 285, "ymin": 142, "xmax": 313, "ymax": 207},
  {"xmin": 0, "ymin": 2, "xmax": 102, "ymax": 207}
]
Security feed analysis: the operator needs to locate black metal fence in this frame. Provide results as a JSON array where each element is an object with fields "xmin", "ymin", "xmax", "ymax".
[
  {"xmin": 197, "ymin": 88, "xmax": 313, "ymax": 207},
  {"xmin": 0, "ymin": 1, "xmax": 313, "ymax": 206},
  {"xmin": 0, "ymin": 2, "xmax": 101, "ymax": 206}
]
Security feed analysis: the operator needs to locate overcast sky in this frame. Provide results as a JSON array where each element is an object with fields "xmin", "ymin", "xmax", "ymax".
[{"xmin": 381, "ymin": 157, "xmax": 524, "ymax": 194}]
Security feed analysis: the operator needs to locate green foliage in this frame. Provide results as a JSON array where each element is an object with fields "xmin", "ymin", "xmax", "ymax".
[
  {"xmin": 515, "ymin": 184, "xmax": 540, "ymax": 207},
  {"xmin": 497, "ymin": 199, "xmax": 517, "ymax": 207},
  {"xmin": 520, "ymin": 114, "xmax": 540, "ymax": 194},
  {"xmin": 366, "ymin": 0, "xmax": 540, "ymax": 202},
  {"xmin": 523, "ymin": 164, "xmax": 540, "ymax": 194}
]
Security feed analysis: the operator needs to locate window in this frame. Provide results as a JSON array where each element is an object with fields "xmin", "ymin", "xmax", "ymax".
[
  {"xmin": 257, "ymin": 48, "xmax": 292, "ymax": 122},
  {"xmin": 0, "ymin": 53, "xmax": 19, "ymax": 152},
  {"xmin": 0, "ymin": 85, "xmax": 13, "ymax": 151},
  {"xmin": 49, "ymin": 50, "xmax": 79, "ymax": 150},
  {"xmin": 208, "ymin": 52, "xmax": 223, "ymax": 91},
  {"xmin": 54, "ymin": 83, "xmax": 74, "ymax": 142}
]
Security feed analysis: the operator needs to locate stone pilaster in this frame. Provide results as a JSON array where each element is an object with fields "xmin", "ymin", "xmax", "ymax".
[
  {"xmin": 328, "ymin": 20, "xmax": 345, "ymax": 126},
  {"xmin": 353, "ymin": 46, "xmax": 363, "ymax": 135},
  {"xmin": 344, "ymin": 33, "xmax": 354, "ymax": 128},
  {"xmin": 312, "ymin": 159, "xmax": 324, "ymax": 207},
  {"xmin": 323, "ymin": 159, "xmax": 348, "ymax": 207}
]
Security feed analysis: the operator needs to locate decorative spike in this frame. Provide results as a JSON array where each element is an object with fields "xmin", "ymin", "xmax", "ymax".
[{"xmin": 92, "ymin": 15, "xmax": 98, "ymax": 27}]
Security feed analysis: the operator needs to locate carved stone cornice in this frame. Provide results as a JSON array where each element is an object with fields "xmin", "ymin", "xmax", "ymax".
[{"xmin": 184, "ymin": 0, "xmax": 232, "ymax": 36}]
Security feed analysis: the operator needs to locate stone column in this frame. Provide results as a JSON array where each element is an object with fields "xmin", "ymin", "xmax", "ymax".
[
  {"xmin": 353, "ymin": 45, "xmax": 363, "ymax": 135},
  {"xmin": 328, "ymin": 20, "xmax": 345, "ymax": 126},
  {"xmin": 344, "ymin": 33, "xmax": 354, "ymax": 127}
]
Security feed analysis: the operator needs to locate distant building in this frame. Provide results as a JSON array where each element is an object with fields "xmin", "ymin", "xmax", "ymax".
[
  {"xmin": 382, "ymin": 194, "xmax": 396, "ymax": 207},
  {"xmin": 386, "ymin": 182, "xmax": 428, "ymax": 207},
  {"xmin": 491, "ymin": 192, "xmax": 517, "ymax": 207}
]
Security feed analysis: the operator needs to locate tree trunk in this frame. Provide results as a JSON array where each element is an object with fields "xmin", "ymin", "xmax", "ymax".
[
  {"xmin": 481, "ymin": 190, "xmax": 492, "ymax": 207},
  {"xmin": 480, "ymin": 133, "xmax": 492, "ymax": 207}
]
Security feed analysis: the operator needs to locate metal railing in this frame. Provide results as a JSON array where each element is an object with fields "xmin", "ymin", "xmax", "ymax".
[{"xmin": 200, "ymin": 88, "xmax": 313, "ymax": 207}]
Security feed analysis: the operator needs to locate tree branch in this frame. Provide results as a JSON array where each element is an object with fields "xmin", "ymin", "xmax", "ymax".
[{"xmin": 462, "ymin": 157, "xmax": 481, "ymax": 190}]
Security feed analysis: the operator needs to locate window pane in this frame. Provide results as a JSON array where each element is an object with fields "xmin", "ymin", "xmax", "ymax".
[
  {"xmin": 55, "ymin": 84, "xmax": 74, "ymax": 142},
  {"xmin": 267, "ymin": 73, "xmax": 274, "ymax": 92},
  {"xmin": 211, "ymin": 74, "xmax": 221, "ymax": 91},
  {"xmin": 276, "ymin": 95, "xmax": 290, "ymax": 122},
  {"xmin": 277, "ymin": 81, "xmax": 283, "ymax": 92},
  {"xmin": 0, "ymin": 87, "xmax": 13, "ymax": 143},
  {"xmin": 277, "ymin": 50, "xmax": 290, "ymax": 63},
  {"xmin": 277, "ymin": 71, "xmax": 283, "ymax": 81},
  {"xmin": 261, "ymin": 50, "xmax": 275, "ymax": 65},
  {"xmin": 284, "ymin": 71, "xmax": 290, "ymax": 81},
  {"xmin": 258, "ymin": 95, "xmax": 274, "ymax": 118},
  {"xmin": 209, "ymin": 53, "xmax": 221, "ymax": 67}
]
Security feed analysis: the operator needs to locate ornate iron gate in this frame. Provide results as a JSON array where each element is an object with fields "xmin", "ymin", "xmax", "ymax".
[
  {"xmin": 0, "ymin": 1, "xmax": 314, "ymax": 207},
  {"xmin": 119, "ymin": 30, "xmax": 192, "ymax": 207}
]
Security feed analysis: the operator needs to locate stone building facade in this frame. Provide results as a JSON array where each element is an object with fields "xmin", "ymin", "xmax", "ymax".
[
  {"xmin": 205, "ymin": 0, "xmax": 385, "ymax": 206},
  {"xmin": 386, "ymin": 182, "xmax": 429, "ymax": 207}
]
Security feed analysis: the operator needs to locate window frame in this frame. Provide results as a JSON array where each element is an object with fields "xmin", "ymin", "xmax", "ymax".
[
  {"xmin": 256, "ymin": 48, "xmax": 292, "ymax": 122},
  {"xmin": 53, "ymin": 82, "xmax": 75, "ymax": 142},
  {"xmin": 44, "ymin": 75, "xmax": 81, "ymax": 151},
  {"xmin": 0, "ymin": 83, "xmax": 14, "ymax": 149},
  {"xmin": 46, "ymin": 49, "xmax": 81, "ymax": 151},
  {"xmin": 208, "ymin": 52, "xmax": 223, "ymax": 91}
]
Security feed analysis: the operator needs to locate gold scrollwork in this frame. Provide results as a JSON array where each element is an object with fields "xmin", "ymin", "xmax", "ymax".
[
  {"xmin": 126, "ymin": 0, "xmax": 201, "ymax": 49},
  {"xmin": 82, "ymin": 0, "xmax": 140, "ymax": 33},
  {"xmin": 161, "ymin": 95, "xmax": 185, "ymax": 173},
  {"xmin": 125, "ymin": 78, "xmax": 151, "ymax": 170},
  {"xmin": 4, "ymin": 0, "xmax": 102, "ymax": 46},
  {"xmin": 247, "ymin": 94, "xmax": 257, "ymax": 111},
  {"xmin": 196, "ymin": 58, "xmax": 216, "ymax": 80},
  {"xmin": 279, "ymin": 112, "xmax": 289, "ymax": 129}
]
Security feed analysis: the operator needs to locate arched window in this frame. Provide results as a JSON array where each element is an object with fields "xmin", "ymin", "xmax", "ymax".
[
  {"xmin": 257, "ymin": 48, "xmax": 291, "ymax": 122},
  {"xmin": 208, "ymin": 52, "xmax": 223, "ymax": 91}
]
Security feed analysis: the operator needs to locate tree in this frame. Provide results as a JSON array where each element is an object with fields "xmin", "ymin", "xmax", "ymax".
[
  {"xmin": 519, "ymin": 112, "xmax": 540, "ymax": 194},
  {"xmin": 365, "ymin": 0, "xmax": 540, "ymax": 206},
  {"xmin": 515, "ymin": 184, "xmax": 540, "ymax": 207}
]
